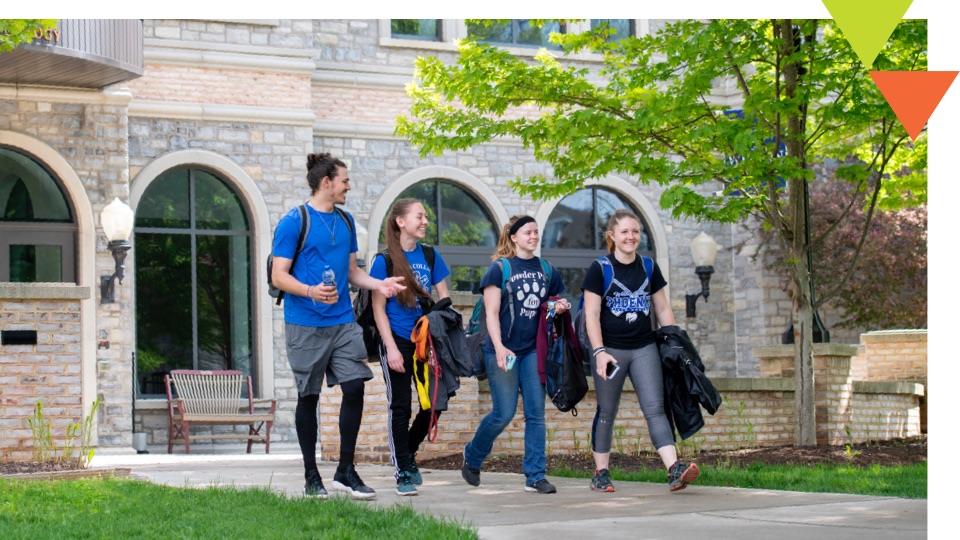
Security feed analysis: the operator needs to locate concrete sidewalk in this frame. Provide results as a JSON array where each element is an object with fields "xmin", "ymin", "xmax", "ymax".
[{"xmin": 91, "ymin": 445, "xmax": 926, "ymax": 540}]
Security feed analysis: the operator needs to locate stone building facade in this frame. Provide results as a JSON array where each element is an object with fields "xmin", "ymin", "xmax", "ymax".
[{"xmin": 0, "ymin": 19, "xmax": 909, "ymax": 460}]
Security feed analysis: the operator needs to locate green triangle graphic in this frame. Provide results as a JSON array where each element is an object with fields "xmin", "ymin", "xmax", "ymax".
[{"xmin": 822, "ymin": 0, "xmax": 914, "ymax": 68}]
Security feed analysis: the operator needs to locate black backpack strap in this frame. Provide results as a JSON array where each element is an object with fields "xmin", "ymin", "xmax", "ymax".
[
  {"xmin": 333, "ymin": 206, "xmax": 356, "ymax": 238},
  {"xmin": 276, "ymin": 204, "xmax": 310, "ymax": 306},
  {"xmin": 421, "ymin": 244, "xmax": 436, "ymax": 273}
]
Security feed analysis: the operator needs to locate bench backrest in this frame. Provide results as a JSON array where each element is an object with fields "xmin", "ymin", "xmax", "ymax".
[{"xmin": 167, "ymin": 370, "xmax": 249, "ymax": 415}]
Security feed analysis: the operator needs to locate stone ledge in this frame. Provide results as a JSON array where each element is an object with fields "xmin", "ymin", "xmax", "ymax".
[
  {"xmin": 859, "ymin": 330, "xmax": 927, "ymax": 343},
  {"xmin": 853, "ymin": 380, "xmax": 925, "ymax": 396},
  {"xmin": 712, "ymin": 377, "xmax": 794, "ymax": 392},
  {"xmin": 0, "ymin": 283, "xmax": 91, "ymax": 300},
  {"xmin": 753, "ymin": 343, "xmax": 859, "ymax": 359}
]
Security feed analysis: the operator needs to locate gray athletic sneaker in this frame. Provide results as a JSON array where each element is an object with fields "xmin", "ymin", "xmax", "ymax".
[
  {"xmin": 667, "ymin": 462, "xmax": 700, "ymax": 492},
  {"xmin": 396, "ymin": 470, "xmax": 418, "ymax": 496}
]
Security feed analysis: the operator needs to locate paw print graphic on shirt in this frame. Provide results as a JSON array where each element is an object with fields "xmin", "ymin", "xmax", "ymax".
[{"xmin": 516, "ymin": 280, "xmax": 543, "ymax": 309}]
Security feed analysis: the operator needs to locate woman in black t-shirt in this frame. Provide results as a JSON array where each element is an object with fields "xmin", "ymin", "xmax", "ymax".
[{"xmin": 580, "ymin": 209, "xmax": 699, "ymax": 494}]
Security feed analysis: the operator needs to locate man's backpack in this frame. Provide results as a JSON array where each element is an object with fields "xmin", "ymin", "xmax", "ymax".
[
  {"xmin": 545, "ymin": 310, "xmax": 588, "ymax": 415},
  {"xmin": 573, "ymin": 255, "xmax": 654, "ymax": 372},
  {"xmin": 267, "ymin": 205, "xmax": 353, "ymax": 306},
  {"xmin": 465, "ymin": 257, "xmax": 553, "ymax": 380},
  {"xmin": 353, "ymin": 245, "xmax": 437, "ymax": 363}
]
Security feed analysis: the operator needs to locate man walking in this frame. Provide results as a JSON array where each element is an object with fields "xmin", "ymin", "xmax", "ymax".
[{"xmin": 271, "ymin": 152, "xmax": 405, "ymax": 499}]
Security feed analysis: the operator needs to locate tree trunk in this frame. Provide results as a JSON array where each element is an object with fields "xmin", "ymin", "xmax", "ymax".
[
  {"xmin": 792, "ymin": 286, "xmax": 817, "ymax": 445},
  {"xmin": 779, "ymin": 18, "xmax": 817, "ymax": 446}
]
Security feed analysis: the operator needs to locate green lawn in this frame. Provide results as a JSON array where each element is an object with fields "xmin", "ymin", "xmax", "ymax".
[
  {"xmin": 0, "ymin": 478, "xmax": 477, "ymax": 540},
  {"xmin": 552, "ymin": 462, "xmax": 927, "ymax": 499}
]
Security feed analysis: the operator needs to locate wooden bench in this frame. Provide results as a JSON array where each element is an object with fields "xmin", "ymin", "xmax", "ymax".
[{"xmin": 164, "ymin": 369, "xmax": 276, "ymax": 454}]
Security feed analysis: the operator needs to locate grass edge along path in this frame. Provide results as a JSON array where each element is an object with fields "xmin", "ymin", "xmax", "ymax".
[
  {"xmin": 0, "ymin": 477, "xmax": 479, "ymax": 540},
  {"xmin": 552, "ymin": 462, "xmax": 927, "ymax": 499}
]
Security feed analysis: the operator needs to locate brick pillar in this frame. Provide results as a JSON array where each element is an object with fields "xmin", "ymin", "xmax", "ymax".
[
  {"xmin": 812, "ymin": 344, "xmax": 857, "ymax": 445},
  {"xmin": 752, "ymin": 343, "xmax": 858, "ymax": 446}
]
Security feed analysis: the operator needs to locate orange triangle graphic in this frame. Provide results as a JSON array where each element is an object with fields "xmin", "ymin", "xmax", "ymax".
[{"xmin": 869, "ymin": 71, "xmax": 958, "ymax": 141}]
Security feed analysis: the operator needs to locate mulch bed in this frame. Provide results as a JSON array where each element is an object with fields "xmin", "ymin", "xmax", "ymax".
[{"xmin": 418, "ymin": 435, "xmax": 927, "ymax": 473}]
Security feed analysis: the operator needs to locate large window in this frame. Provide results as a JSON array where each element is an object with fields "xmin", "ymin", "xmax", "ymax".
[
  {"xmin": 382, "ymin": 180, "xmax": 498, "ymax": 294},
  {"xmin": 391, "ymin": 19, "xmax": 441, "ymax": 41},
  {"xmin": 134, "ymin": 168, "xmax": 253, "ymax": 397},
  {"xmin": 541, "ymin": 187, "xmax": 653, "ymax": 304},
  {"xmin": 467, "ymin": 19, "xmax": 565, "ymax": 48},
  {"xmin": 0, "ymin": 147, "xmax": 76, "ymax": 283},
  {"xmin": 590, "ymin": 19, "xmax": 635, "ymax": 42}
]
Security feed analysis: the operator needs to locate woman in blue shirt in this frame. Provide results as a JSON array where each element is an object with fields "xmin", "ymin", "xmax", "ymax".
[
  {"xmin": 370, "ymin": 198, "xmax": 451, "ymax": 496},
  {"xmin": 460, "ymin": 214, "xmax": 571, "ymax": 495}
]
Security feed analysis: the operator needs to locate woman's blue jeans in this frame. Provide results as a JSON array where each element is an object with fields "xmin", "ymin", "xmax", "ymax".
[{"xmin": 464, "ymin": 348, "xmax": 546, "ymax": 486}]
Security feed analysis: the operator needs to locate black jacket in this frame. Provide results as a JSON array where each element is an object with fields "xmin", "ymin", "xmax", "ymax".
[
  {"xmin": 655, "ymin": 325, "xmax": 722, "ymax": 440},
  {"xmin": 426, "ymin": 298, "xmax": 473, "ymax": 378}
]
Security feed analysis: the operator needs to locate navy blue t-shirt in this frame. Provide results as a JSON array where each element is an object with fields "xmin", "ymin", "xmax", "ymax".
[{"xmin": 479, "ymin": 256, "xmax": 565, "ymax": 356}]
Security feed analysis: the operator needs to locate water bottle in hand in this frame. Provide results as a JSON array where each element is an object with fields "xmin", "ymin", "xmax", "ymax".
[{"xmin": 322, "ymin": 265, "xmax": 336, "ymax": 288}]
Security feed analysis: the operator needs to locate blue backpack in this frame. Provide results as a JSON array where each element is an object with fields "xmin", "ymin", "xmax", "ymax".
[
  {"xmin": 465, "ymin": 257, "xmax": 553, "ymax": 380},
  {"xmin": 573, "ymin": 255, "xmax": 654, "ymax": 371}
]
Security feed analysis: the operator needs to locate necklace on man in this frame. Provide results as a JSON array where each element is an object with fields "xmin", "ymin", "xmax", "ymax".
[{"xmin": 319, "ymin": 212, "xmax": 337, "ymax": 245}]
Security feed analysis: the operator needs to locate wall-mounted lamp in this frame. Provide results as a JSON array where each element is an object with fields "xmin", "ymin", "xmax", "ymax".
[
  {"xmin": 685, "ymin": 231, "xmax": 718, "ymax": 318},
  {"xmin": 100, "ymin": 198, "xmax": 134, "ymax": 304}
]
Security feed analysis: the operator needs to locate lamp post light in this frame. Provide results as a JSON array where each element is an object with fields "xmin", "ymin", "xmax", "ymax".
[
  {"xmin": 99, "ymin": 198, "xmax": 134, "ymax": 304},
  {"xmin": 685, "ymin": 231, "xmax": 718, "ymax": 318}
]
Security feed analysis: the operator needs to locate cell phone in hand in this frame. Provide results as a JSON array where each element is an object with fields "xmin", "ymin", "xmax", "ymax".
[
  {"xmin": 606, "ymin": 362, "xmax": 620, "ymax": 379},
  {"xmin": 505, "ymin": 354, "xmax": 517, "ymax": 370}
]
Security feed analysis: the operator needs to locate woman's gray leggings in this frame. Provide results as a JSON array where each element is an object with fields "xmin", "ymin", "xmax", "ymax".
[{"xmin": 591, "ymin": 343, "xmax": 674, "ymax": 453}]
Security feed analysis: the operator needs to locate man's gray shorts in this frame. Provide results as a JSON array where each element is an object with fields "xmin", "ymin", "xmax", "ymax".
[{"xmin": 285, "ymin": 322, "xmax": 373, "ymax": 396}]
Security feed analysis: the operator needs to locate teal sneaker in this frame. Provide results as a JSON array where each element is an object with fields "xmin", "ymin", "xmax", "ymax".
[
  {"xmin": 396, "ymin": 470, "xmax": 418, "ymax": 496},
  {"xmin": 408, "ymin": 453, "xmax": 423, "ymax": 485}
]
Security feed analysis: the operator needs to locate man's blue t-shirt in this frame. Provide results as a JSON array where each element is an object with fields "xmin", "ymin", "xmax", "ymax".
[
  {"xmin": 369, "ymin": 243, "xmax": 450, "ymax": 341},
  {"xmin": 478, "ymin": 256, "xmax": 565, "ymax": 356},
  {"xmin": 272, "ymin": 205, "xmax": 358, "ymax": 328}
]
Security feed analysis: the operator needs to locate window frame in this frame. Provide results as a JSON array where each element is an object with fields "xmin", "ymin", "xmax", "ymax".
[
  {"xmin": 540, "ymin": 187, "xmax": 656, "ymax": 305},
  {"xmin": 133, "ymin": 166, "xmax": 256, "ymax": 398},
  {"xmin": 0, "ymin": 145, "xmax": 78, "ymax": 283},
  {"xmin": 468, "ymin": 19, "xmax": 567, "ymax": 49},
  {"xmin": 378, "ymin": 179, "xmax": 499, "ymax": 294},
  {"xmin": 389, "ymin": 19, "xmax": 443, "ymax": 41}
]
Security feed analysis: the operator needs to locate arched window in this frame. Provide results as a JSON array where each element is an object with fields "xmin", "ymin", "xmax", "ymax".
[
  {"xmin": 134, "ymin": 168, "xmax": 253, "ymax": 397},
  {"xmin": 381, "ymin": 180, "xmax": 498, "ymax": 294},
  {"xmin": 0, "ymin": 146, "xmax": 76, "ymax": 283},
  {"xmin": 541, "ymin": 187, "xmax": 654, "ymax": 303}
]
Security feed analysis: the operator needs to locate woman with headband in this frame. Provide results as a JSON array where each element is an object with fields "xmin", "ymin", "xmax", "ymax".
[{"xmin": 460, "ymin": 215, "xmax": 571, "ymax": 494}]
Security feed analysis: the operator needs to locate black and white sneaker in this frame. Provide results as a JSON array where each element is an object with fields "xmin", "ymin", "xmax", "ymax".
[
  {"xmin": 332, "ymin": 464, "xmax": 377, "ymax": 500},
  {"xmin": 303, "ymin": 469, "xmax": 329, "ymax": 499},
  {"xmin": 525, "ymin": 478, "xmax": 557, "ymax": 494}
]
